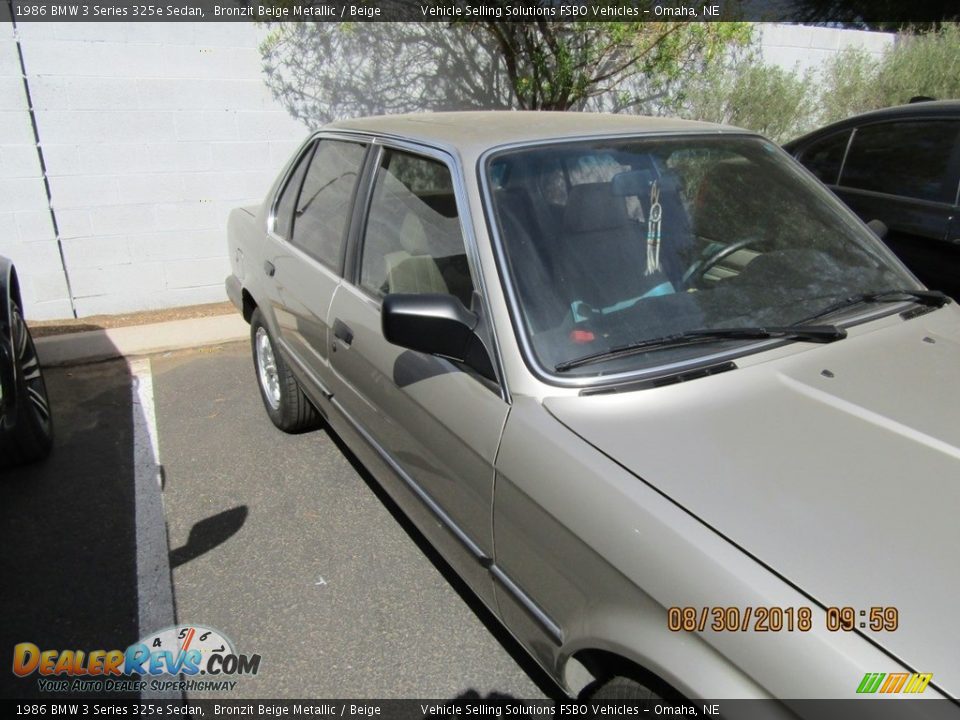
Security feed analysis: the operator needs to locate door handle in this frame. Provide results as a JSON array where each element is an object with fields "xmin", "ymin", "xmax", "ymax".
[
  {"xmin": 333, "ymin": 319, "xmax": 353, "ymax": 347},
  {"xmin": 263, "ymin": 261, "xmax": 276, "ymax": 277}
]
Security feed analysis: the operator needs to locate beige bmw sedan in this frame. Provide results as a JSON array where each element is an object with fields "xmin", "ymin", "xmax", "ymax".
[{"xmin": 226, "ymin": 112, "xmax": 959, "ymax": 706}]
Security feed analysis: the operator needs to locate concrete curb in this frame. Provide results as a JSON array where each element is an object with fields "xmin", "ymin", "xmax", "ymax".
[{"xmin": 36, "ymin": 314, "xmax": 249, "ymax": 367}]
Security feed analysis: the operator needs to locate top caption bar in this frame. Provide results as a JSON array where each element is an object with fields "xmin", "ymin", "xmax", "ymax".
[
  {"xmin": 0, "ymin": 0, "xmax": 944, "ymax": 24},
  {"xmin": 3, "ymin": 0, "xmax": 953, "ymax": 24}
]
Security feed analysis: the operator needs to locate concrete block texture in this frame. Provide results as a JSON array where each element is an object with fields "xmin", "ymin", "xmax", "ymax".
[
  {"xmin": 15, "ymin": 210, "xmax": 55, "ymax": 243},
  {"xmin": 0, "ymin": 178, "xmax": 49, "ymax": 213},
  {"xmin": 0, "ymin": 34, "xmax": 21, "ymax": 77},
  {"xmin": 0, "ymin": 144, "xmax": 44, "ymax": 179},
  {"xmin": 758, "ymin": 23, "xmax": 894, "ymax": 74},
  {"xmin": 0, "ymin": 21, "xmax": 311, "ymax": 319},
  {"xmin": 0, "ymin": 77, "xmax": 27, "ymax": 111},
  {"xmin": 0, "ymin": 109, "xmax": 38, "ymax": 146}
]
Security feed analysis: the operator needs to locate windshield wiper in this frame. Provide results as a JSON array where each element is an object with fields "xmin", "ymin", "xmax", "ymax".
[
  {"xmin": 793, "ymin": 289, "xmax": 949, "ymax": 326},
  {"xmin": 554, "ymin": 325, "xmax": 846, "ymax": 372}
]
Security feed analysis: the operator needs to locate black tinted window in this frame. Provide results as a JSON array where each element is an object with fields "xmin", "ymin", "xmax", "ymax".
[
  {"xmin": 273, "ymin": 144, "xmax": 313, "ymax": 239},
  {"xmin": 359, "ymin": 150, "xmax": 474, "ymax": 308},
  {"xmin": 292, "ymin": 140, "xmax": 367, "ymax": 268},
  {"xmin": 797, "ymin": 130, "xmax": 850, "ymax": 185},
  {"xmin": 840, "ymin": 120, "xmax": 960, "ymax": 203}
]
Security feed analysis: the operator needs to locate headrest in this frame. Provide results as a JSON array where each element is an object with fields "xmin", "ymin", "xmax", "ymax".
[
  {"xmin": 563, "ymin": 183, "xmax": 629, "ymax": 234},
  {"xmin": 399, "ymin": 212, "xmax": 428, "ymax": 254},
  {"xmin": 611, "ymin": 169, "xmax": 654, "ymax": 197}
]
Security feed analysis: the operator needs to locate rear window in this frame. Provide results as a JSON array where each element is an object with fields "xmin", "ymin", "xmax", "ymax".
[
  {"xmin": 291, "ymin": 139, "xmax": 367, "ymax": 269},
  {"xmin": 273, "ymin": 144, "xmax": 313, "ymax": 240}
]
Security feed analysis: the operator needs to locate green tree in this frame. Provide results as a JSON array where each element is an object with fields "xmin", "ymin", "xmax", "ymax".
[
  {"xmin": 259, "ymin": 13, "xmax": 750, "ymax": 126},
  {"xmin": 479, "ymin": 20, "xmax": 750, "ymax": 111},
  {"xmin": 819, "ymin": 23, "xmax": 960, "ymax": 123},
  {"xmin": 667, "ymin": 41, "xmax": 816, "ymax": 141},
  {"xmin": 674, "ymin": 23, "xmax": 960, "ymax": 142}
]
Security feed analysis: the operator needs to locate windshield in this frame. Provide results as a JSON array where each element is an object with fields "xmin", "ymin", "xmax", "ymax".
[{"xmin": 484, "ymin": 135, "xmax": 919, "ymax": 378}]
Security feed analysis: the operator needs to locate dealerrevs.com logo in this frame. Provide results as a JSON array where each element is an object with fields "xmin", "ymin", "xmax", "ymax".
[
  {"xmin": 857, "ymin": 672, "xmax": 933, "ymax": 695},
  {"xmin": 12, "ymin": 625, "xmax": 261, "ymax": 693}
]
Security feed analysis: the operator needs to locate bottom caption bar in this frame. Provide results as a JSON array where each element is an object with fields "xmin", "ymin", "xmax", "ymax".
[{"xmin": 5, "ymin": 699, "xmax": 960, "ymax": 720}]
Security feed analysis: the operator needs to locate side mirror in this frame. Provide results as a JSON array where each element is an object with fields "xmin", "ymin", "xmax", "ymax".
[
  {"xmin": 867, "ymin": 219, "xmax": 889, "ymax": 240},
  {"xmin": 382, "ymin": 293, "xmax": 479, "ymax": 363}
]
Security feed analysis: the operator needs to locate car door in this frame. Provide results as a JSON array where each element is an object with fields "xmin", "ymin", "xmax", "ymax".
[
  {"xmin": 260, "ymin": 136, "xmax": 369, "ymax": 391},
  {"xmin": 325, "ymin": 141, "xmax": 507, "ymax": 611},
  {"xmin": 831, "ymin": 119, "xmax": 960, "ymax": 295}
]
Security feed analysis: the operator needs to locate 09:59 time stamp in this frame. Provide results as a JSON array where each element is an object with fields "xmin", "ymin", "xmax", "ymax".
[{"xmin": 668, "ymin": 606, "xmax": 900, "ymax": 633}]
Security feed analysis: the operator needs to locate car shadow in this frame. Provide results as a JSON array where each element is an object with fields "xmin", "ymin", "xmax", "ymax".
[{"xmin": 0, "ymin": 355, "xmax": 142, "ymax": 699}]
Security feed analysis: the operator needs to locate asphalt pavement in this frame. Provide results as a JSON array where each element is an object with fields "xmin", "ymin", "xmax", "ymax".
[
  {"xmin": 0, "ymin": 360, "xmax": 140, "ymax": 699},
  {"xmin": 2, "ymin": 341, "xmax": 555, "ymax": 700}
]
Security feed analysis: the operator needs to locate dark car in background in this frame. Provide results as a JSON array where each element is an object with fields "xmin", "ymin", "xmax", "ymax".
[
  {"xmin": 0, "ymin": 256, "xmax": 53, "ymax": 469},
  {"xmin": 785, "ymin": 101, "xmax": 960, "ymax": 297}
]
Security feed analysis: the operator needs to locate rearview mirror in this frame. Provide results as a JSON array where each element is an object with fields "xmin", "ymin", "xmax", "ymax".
[
  {"xmin": 867, "ymin": 219, "xmax": 889, "ymax": 240},
  {"xmin": 382, "ymin": 293, "xmax": 479, "ymax": 363}
]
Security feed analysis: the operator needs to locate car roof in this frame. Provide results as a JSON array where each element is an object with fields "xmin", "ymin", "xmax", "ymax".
[
  {"xmin": 785, "ymin": 100, "xmax": 960, "ymax": 149},
  {"xmin": 325, "ymin": 111, "xmax": 745, "ymax": 155}
]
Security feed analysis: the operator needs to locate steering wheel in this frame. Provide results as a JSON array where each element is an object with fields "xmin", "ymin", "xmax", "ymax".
[{"xmin": 683, "ymin": 237, "xmax": 759, "ymax": 287}]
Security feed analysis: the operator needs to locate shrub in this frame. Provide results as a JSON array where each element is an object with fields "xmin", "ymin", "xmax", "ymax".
[
  {"xmin": 668, "ymin": 43, "xmax": 817, "ymax": 142},
  {"xmin": 674, "ymin": 22, "xmax": 960, "ymax": 141},
  {"xmin": 818, "ymin": 23, "xmax": 960, "ymax": 122}
]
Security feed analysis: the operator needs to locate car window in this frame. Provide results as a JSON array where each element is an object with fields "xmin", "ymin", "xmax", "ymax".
[
  {"xmin": 796, "ymin": 129, "xmax": 851, "ymax": 185},
  {"xmin": 359, "ymin": 149, "xmax": 474, "ymax": 309},
  {"xmin": 291, "ymin": 139, "xmax": 367, "ymax": 269},
  {"xmin": 272, "ymin": 143, "xmax": 313, "ymax": 240},
  {"xmin": 840, "ymin": 120, "xmax": 960, "ymax": 203}
]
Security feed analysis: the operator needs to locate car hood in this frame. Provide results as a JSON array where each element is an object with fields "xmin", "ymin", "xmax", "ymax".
[{"xmin": 543, "ymin": 308, "xmax": 960, "ymax": 698}]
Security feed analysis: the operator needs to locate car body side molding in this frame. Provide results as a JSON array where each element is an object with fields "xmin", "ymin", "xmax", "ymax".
[{"xmin": 329, "ymin": 393, "xmax": 563, "ymax": 646}]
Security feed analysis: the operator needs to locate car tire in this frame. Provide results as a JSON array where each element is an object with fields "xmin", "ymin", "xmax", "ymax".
[
  {"xmin": 0, "ymin": 303, "xmax": 53, "ymax": 469},
  {"xmin": 588, "ymin": 675, "xmax": 662, "ymax": 702},
  {"xmin": 250, "ymin": 307, "xmax": 320, "ymax": 433}
]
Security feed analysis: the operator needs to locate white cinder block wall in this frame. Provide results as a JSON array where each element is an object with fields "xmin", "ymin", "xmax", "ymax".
[
  {"xmin": 758, "ymin": 24, "xmax": 894, "ymax": 74},
  {"xmin": 1, "ymin": 22, "xmax": 894, "ymax": 321},
  {"xmin": 3, "ymin": 22, "xmax": 308, "ymax": 319},
  {"xmin": 0, "ymin": 21, "xmax": 72, "ymax": 319}
]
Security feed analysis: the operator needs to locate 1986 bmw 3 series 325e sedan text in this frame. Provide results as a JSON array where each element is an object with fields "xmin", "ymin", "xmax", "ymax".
[{"xmin": 226, "ymin": 112, "xmax": 959, "ymax": 706}]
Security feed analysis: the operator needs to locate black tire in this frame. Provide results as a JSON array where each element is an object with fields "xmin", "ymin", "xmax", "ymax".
[
  {"xmin": 249, "ymin": 307, "xmax": 320, "ymax": 433},
  {"xmin": 588, "ymin": 675, "xmax": 661, "ymax": 702},
  {"xmin": 0, "ymin": 303, "xmax": 53, "ymax": 469}
]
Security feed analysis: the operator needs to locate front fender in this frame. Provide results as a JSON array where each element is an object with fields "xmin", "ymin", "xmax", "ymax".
[{"xmin": 494, "ymin": 397, "xmax": 911, "ymax": 701}]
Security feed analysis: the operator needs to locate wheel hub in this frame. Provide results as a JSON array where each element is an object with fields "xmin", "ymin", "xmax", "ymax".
[{"xmin": 255, "ymin": 327, "xmax": 281, "ymax": 410}]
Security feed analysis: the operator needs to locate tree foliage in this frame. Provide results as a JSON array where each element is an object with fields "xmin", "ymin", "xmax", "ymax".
[
  {"xmin": 668, "ymin": 43, "xmax": 816, "ymax": 142},
  {"xmin": 259, "ymin": 16, "xmax": 750, "ymax": 126},
  {"xmin": 818, "ymin": 22, "xmax": 960, "ymax": 123},
  {"xmin": 674, "ymin": 23, "xmax": 960, "ymax": 141},
  {"xmin": 478, "ymin": 21, "xmax": 750, "ymax": 111},
  {"xmin": 260, "ymin": 23, "xmax": 513, "ymax": 127}
]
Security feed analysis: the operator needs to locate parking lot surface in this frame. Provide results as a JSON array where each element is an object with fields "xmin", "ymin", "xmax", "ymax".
[{"xmin": 2, "ymin": 341, "xmax": 553, "ymax": 700}]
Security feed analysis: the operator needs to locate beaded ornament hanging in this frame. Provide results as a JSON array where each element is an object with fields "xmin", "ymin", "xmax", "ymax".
[{"xmin": 646, "ymin": 181, "xmax": 663, "ymax": 275}]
